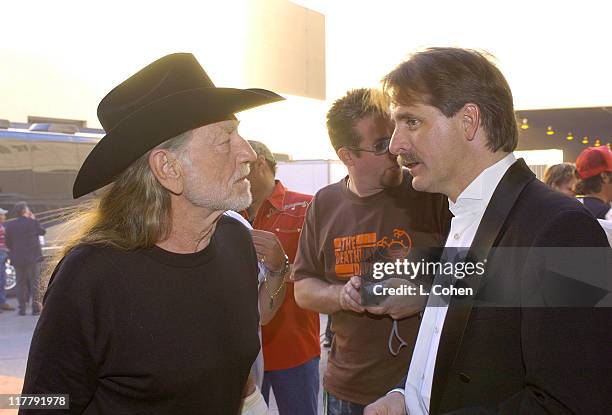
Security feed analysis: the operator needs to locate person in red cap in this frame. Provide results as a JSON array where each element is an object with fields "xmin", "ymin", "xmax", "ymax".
[{"xmin": 575, "ymin": 146, "xmax": 612, "ymax": 219}]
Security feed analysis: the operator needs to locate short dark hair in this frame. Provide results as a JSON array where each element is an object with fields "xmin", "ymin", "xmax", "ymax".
[
  {"xmin": 382, "ymin": 47, "xmax": 518, "ymax": 153},
  {"xmin": 543, "ymin": 163, "xmax": 576, "ymax": 188},
  {"xmin": 326, "ymin": 88, "xmax": 390, "ymax": 152},
  {"xmin": 12, "ymin": 201, "xmax": 29, "ymax": 217},
  {"xmin": 575, "ymin": 172, "xmax": 611, "ymax": 195},
  {"xmin": 247, "ymin": 140, "xmax": 277, "ymax": 174}
]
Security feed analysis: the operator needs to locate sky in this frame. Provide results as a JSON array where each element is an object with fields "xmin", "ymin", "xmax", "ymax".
[{"xmin": 1, "ymin": 0, "xmax": 611, "ymax": 159}]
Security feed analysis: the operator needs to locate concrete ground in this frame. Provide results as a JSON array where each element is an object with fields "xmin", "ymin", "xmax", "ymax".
[
  {"xmin": 0, "ymin": 297, "xmax": 36, "ymax": 415},
  {"xmin": 0, "ymin": 296, "xmax": 328, "ymax": 414}
]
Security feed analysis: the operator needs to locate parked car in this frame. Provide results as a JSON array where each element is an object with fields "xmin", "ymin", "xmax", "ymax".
[
  {"xmin": 3, "ymin": 258, "xmax": 16, "ymax": 297},
  {"xmin": 1, "ymin": 119, "xmax": 102, "ymax": 298}
]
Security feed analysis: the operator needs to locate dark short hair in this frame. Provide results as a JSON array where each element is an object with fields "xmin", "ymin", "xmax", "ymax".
[
  {"xmin": 247, "ymin": 140, "xmax": 277, "ymax": 174},
  {"xmin": 543, "ymin": 163, "xmax": 576, "ymax": 188},
  {"xmin": 382, "ymin": 47, "xmax": 518, "ymax": 153},
  {"xmin": 575, "ymin": 172, "xmax": 611, "ymax": 195},
  {"xmin": 326, "ymin": 88, "xmax": 390, "ymax": 152},
  {"xmin": 12, "ymin": 201, "xmax": 29, "ymax": 217}
]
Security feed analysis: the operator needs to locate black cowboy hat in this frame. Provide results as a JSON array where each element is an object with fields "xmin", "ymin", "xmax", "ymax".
[{"xmin": 72, "ymin": 53, "xmax": 284, "ymax": 198}]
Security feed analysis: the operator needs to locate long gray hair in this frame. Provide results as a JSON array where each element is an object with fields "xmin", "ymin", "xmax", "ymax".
[{"xmin": 45, "ymin": 130, "xmax": 192, "ymax": 280}]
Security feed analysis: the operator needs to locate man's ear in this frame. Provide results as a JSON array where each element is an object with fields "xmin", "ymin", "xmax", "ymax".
[
  {"xmin": 337, "ymin": 147, "xmax": 355, "ymax": 167},
  {"xmin": 462, "ymin": 103, "xmax": 480, "ymax": 142},
  {"xmin": 149, "ymin": 150, "xmax": 184, "ymax": 195}
]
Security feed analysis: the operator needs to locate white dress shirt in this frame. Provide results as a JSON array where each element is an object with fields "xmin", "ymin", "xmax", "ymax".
[{"xmin": 404, "ymin": 154, "xmax": 517, "ymax": 414}]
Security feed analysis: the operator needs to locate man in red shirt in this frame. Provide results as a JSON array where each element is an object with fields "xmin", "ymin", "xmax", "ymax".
[
  {"xmin": 245, "ymin": 140, "xmax": 320, "ymax": 415},
  {"xmin": 575, "ymin": 146, "xmax": 612, "ymax": 219}
]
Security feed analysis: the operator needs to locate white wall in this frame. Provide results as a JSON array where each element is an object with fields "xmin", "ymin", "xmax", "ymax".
[{"xmin": 276, "ymin": 160, "xmax": 347, "ymax": 195}]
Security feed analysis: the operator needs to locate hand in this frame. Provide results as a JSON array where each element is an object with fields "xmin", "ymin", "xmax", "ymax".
[
  {"xmin": 251, "ymin": 229, "xmax": 286, "ymax": 273},
  {"xmin": 366, "ymin": 278, "xmax": 425, "ymax": 320},
  {"xmin": 242, "ymin": 373, "xmax": 256, "ymax": 398},
  {"xmin": 364, "ymin": 392, "xmax": 407, "ymax": 415},
  {"xmin": 338, "ymin": 276, "xmax": 365, "ymax": 313}
]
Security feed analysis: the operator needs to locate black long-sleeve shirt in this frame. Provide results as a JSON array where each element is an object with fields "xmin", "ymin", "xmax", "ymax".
[{"xmin": 21, "ymin": 216, "xmax": 260, "ymax": 415}]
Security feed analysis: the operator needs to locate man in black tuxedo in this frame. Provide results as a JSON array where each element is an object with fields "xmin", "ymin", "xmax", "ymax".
[{"xmin": 365, "ymin": 48, "xmax": 611, "ymax": 414}]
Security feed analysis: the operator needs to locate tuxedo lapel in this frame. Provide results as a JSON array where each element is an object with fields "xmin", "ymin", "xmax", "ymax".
[
  {"xmin": 429, "ymin": 159, "xmax": 535, "ymax": 414},
  {"xmin": 470, "ymin": 159, "xmax": 535, "ymax": 252}
]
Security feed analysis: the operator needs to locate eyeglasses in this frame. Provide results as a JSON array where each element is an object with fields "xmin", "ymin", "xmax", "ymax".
[{"xmin": 348, "ymin": 137, "xmax": 391, "ymax": 156}]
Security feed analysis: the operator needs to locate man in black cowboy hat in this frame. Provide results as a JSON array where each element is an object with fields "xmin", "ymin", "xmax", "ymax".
[{"xmin": 20, "ymin": 53, "xmax": 283, "ymax": 415}]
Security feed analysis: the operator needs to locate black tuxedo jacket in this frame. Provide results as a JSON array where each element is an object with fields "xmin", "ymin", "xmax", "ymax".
[{"xmin": 406, "ymin": 159, "xmax": 611, "ymax": 414}]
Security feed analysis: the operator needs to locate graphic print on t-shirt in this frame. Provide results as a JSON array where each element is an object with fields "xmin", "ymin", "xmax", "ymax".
[{"xmin": 333, "ymin": 228, "xmax": 412, "ymax": 279}]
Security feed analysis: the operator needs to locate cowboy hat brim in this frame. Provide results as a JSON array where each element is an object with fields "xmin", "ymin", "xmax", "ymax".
[{"xmin": 73, "ymin": 87, "xmax": 284, "ymax": 198}]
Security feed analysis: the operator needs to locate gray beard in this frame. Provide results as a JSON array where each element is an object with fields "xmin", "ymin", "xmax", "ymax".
[{"xmin": 184, "ymin": 182, "xmax": 253, "ymax": 212}]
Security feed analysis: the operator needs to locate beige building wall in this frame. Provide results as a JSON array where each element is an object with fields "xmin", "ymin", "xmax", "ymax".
[
  {"xmin": 244, "ymin": 0, "xmax": 325, "ymax": 100},
  {"xmin": 0, "ymin": 0, "xmax": 325, "ymax": 127}
]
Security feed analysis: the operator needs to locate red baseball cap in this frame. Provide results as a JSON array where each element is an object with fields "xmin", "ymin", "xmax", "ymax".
[{"xmin": 575, "ymin": 146, "xmax": 612, "ymax": 179}]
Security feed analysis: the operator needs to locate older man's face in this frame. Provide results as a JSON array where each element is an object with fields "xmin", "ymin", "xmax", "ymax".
[{"xmin": 180, "ymin": 120, "xmax": 257, "ymax": 211}]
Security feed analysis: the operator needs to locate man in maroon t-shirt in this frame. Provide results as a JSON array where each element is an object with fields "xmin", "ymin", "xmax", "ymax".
[{"xmin": 294, "ymin": 88, "xmax": 450, "ymax": 414}]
